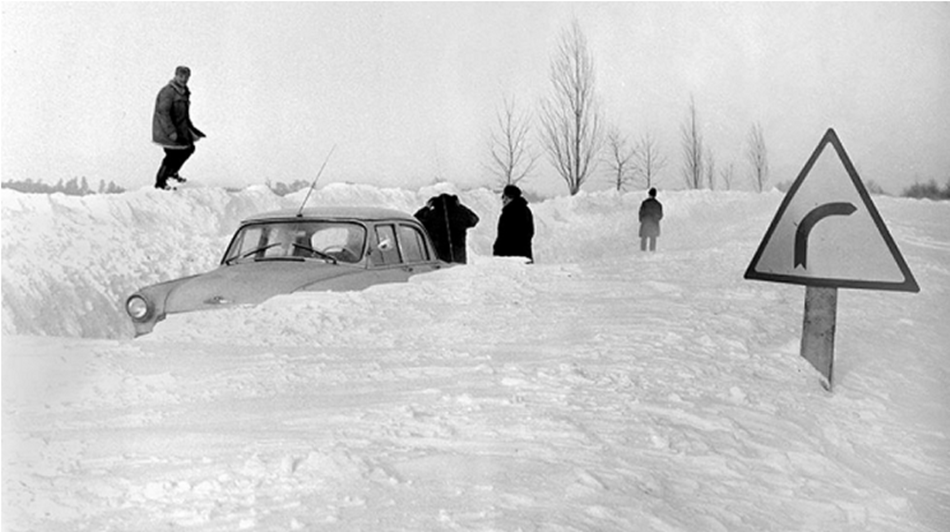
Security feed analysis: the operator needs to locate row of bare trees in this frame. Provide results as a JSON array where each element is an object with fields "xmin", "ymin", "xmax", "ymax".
[
  {"xmin": 603, "ymin": 130, "xmax": 667, "ymax": 192},
  {"xmin": 678, "ymin": 97, "xmax": 770, "ymax": 192},
  {"xmin": 485, "ymin": 19, "xmax": 771, "ymax": 195}
]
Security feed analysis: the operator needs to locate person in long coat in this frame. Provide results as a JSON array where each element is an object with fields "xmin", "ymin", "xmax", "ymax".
[
  {"xmin": 638, "ymin": 187, "xmax": 663, "ymax": 252},
  {"xmin": 493, "ymin": 184, "xmax": 535, "ymax": 262},
  {"xmin": 414, "ymin": 194, "xmax": 480, "ymax": 264},
  {"xmin": 152, "ymin": 66, "xmax": 205, "ymax": 190}
]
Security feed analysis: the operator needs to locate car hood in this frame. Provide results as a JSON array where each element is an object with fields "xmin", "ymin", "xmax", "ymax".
[{"xmin": 163, "ymin": 260, "xmax": 361, "ymax": 314}]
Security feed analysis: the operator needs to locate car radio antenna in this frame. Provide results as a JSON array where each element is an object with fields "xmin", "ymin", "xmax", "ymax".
[{"xmin": 296, "ymin": 144, "xmax": 337, "ymax": 217}]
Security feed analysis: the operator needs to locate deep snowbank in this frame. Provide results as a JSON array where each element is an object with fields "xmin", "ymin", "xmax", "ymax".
[
  {"xmin": 3, "ymin": 183, "xmax": 948, "ymax": 531},
  {"xmin": 1, "ymin": 184, "xmax": 781, "ymax": 339}
]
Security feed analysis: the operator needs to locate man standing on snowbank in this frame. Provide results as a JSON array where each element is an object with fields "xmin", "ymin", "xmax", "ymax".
[
  {"xmin": 638, "ymin": 187, "xmax": 663, "ymax": 252},
  {"xmin": 493, "ymin": 184, "xmax": 535, "ymax": 262},
  {"xmin": 152, "ymin": 66, "xmax": 205, "ymax": 190}
]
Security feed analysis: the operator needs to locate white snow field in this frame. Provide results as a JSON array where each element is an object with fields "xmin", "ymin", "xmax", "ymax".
[{"xmin": 2, "ymin": 184, "xmax": 948, "ymax": 531}]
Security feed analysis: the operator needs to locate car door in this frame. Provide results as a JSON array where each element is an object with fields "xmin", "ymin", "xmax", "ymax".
[
  {"xmin": 366, "ymin": 221, "xmax": 442, "ymax": 284},
  {"xmin": 395, "ymin": 222, "xmax": 442, "ymax": 275},
  {"xmin": 365, "ymin": 222, "xmax": 413, "ymax": 285}
]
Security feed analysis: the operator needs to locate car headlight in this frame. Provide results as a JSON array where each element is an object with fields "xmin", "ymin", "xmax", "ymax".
[{"xmin": 126, "ymin": 295, "xmax": 150, "ymax": 321}]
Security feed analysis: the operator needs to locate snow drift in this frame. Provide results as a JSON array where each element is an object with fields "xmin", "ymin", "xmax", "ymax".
[
  {"xmin": 2, "ymin": 183, "xmax": 948, "ymax": 531},
  {"xmin": 1, "ymin": 184, "xmax": 775, "ymax": 340}
]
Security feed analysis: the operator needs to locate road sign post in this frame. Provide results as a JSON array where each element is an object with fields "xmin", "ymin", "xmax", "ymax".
[
  {"xmin": 744, "ymin": 128, "xmax": 918, "ymax": 391},
  {"xmin": 801, "ymin": 286, "xmax": 837, "ymax": 390}
]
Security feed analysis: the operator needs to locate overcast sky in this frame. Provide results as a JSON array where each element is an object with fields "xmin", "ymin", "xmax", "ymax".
[{"xmin": 2, "ymin": 2, "xmax": 948, "ymax": 196}]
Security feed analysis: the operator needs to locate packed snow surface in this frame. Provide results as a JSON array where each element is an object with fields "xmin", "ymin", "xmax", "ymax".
[{"xmin": 2, "ymin": 184, "xmax": 948, "ymax": 531}]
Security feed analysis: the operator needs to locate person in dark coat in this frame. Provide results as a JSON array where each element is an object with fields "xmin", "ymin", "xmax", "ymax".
[
  {"xmin": 414, "ymin": 193, "xmax": 479, "ymax": 264},
  {"xmin": 638, "ymin": 187, "xmax": 663, "ymax": 252},
  {"xmin": 493, "ymin": 184, "xmax": 535, "ymax": 262},
  {"xmin": 153, "ymin": 66, "xmax": 205, "ymax": 190}
]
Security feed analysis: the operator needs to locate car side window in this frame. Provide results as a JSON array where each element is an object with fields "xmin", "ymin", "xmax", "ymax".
[
  {"xmin": 397, "ymin": 224, "xmax": 428, "ymax": 263},
  {"xmin": 371, "ymin": 224, "xmax": 402, "ymax": 266}
]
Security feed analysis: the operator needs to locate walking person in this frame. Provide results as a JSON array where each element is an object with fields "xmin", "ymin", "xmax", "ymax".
[
  {"xmin": 152, "ymin": 66, "xmax": 205, "ymax": 190},
  {"xmin": 414, "ymin": 193, "xmax": 480, "ymax": 264},
  {"xmin": 493, "ymin": 184, "xmax": 535, "ymax": 262},
  {"xmin": 638, "ymin": 187, "xmax": 663, "ymax": 252}
]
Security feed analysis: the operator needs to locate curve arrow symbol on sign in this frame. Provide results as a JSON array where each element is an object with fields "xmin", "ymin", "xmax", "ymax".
[{"xmin": 794, "ymin": 202, "xmax": 857, "ymax": 269}]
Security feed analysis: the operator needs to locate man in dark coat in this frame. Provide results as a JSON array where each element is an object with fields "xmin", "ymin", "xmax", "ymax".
[
  {"xmin": 638, "ymin": 187, "xmax": 663, "ymax": 251},
  {"xmin": 153, "ymin": 66, "xmax": 205, "ymax": 190},
  {"xmin": 493, "ymin": 184, "xmax": 535, "ymax": 262},
  {"xmin": 414, "ymin": 194, "xmax": 480, "ymax": 264}
]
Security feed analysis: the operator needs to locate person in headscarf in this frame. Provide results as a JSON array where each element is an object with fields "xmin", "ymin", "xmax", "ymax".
[{"xmin": 414, "ymin": 193, "xmax": 480, "ymax": 264}]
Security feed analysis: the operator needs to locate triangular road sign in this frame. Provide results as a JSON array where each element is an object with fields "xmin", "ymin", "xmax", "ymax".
[{"xmin": 744, "ymin": 128, "xmax": 919, "ymax": 292}]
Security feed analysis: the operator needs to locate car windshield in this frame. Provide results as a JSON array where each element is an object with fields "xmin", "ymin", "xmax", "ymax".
[{"xmin": 223, "ymin": 221, "xmax": 367, "ymax": 265}]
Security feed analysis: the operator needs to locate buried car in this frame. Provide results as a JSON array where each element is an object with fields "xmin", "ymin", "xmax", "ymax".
[{"xmin": 125, "ymin": 206, "xmax": 447, "ymax": 336}]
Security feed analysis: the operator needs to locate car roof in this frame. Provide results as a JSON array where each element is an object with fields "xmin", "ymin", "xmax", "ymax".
[{"xmin": 241, "ymin": 206, "xmax": 417, "ymax": 224}]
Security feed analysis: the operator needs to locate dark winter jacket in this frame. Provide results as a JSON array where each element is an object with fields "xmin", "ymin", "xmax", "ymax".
[
  {"xmin": 152, "ymin": 79, "xmax": 204, "ymax": 148},
  {"xmin": 638, "ymin": 197, "xmax": 663, "ymax": 238},
  {"xmin": 414, "ymin": 194, "xmax": 480, "ymax": 264},
  {"xmin": 493, "ymin": 196, "xmax": 534, "ymax": 261}
]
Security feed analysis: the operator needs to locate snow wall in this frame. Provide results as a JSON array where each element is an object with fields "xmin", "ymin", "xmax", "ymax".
[{"xmin": 2, "ymin": 183, "xmax": 781, "ymax": 340}]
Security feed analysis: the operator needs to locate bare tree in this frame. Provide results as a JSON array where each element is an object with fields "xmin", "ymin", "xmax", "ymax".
[
  {"xmin": 705, "ymin": 148, "xmax": 716, "ymax": 190},
  {"xmin": 633, "ymin": 132, "xmax": 667, "ymax": 189},
  {"xmin": 747, "ymin": 122, "xmax": 769, "ymax": 192},
  {"xmin": 680, "ymin": 95, "xmax": 704, "ymax": 189},
  {"xmin": 603, "ymin": 127, "xmax": 637, "ymax": 192},
  {"xmin": 431, "ymin": 143, "xmax": 447, "ymax": 184},
  {"xmin": 485, "ymin": 96, "xmax": 539, "ymax": 187},
  {"xmin": 539, "ymin": 19, "xmax": 604, "ymax": 196},
  {"xmin": 719, "ymin": 162, "xmax": 736, "ymax": 190}
]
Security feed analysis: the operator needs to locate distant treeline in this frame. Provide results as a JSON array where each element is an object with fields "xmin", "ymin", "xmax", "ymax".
[
  {"xmin": 5, "ymin": 176, "xmax": 947, "ymax": 201},
  {"xmin": 266, "ymin": 179, "xmax": 311, "ymax": 197},
  {"xmin": 1, "ymin": 177, "xmax": 126, "ymax": 195},
  {"xmin": 775, "ymin": 178, "xmax": 950, "ymax": 201},
  {"xmin": 901, "ymin": 179, "xmax": 950, "ymax": 201},
  {"xmin": 776, "ymin": 179, "xmax": 891, "ymax": 196}
]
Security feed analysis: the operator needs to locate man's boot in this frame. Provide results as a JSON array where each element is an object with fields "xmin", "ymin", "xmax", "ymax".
[{"xmin": 155, "ymin": 165, "xmax": 171, "ymax": 190}]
